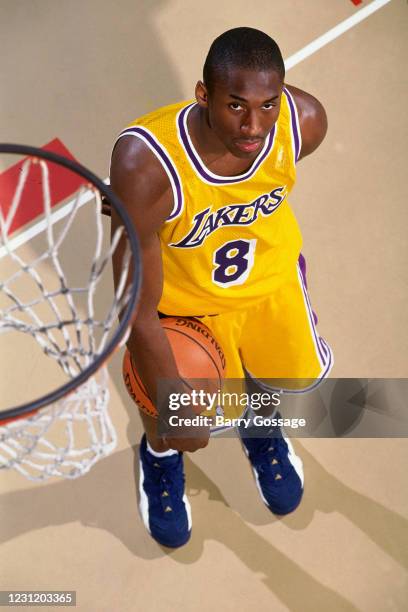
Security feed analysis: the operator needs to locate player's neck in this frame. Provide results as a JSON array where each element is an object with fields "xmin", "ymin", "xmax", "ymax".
[{"xmin": 188, "ymin": 105, "xmax": 256, "ymax": 177}]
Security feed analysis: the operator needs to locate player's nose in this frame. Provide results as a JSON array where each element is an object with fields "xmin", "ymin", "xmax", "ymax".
[{"xmin": 240, "ymin": 110, "xmax": 262, "ymax": 138}]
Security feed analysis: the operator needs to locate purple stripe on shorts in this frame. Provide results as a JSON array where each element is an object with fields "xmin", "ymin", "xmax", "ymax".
[
  {"xmin": 319, "ymin": 337, "xmax": 330, "ymax": 360},
  {"xmin": 284, "ymin": 88, "xmax": 301, "ymax": 162},
  {"xmin": 119, "ymin": 127, "xmax": 182, "ymax": 220},
  {"xmin": 297, "ymin": 258, "xmax": 327, "ymax": 365},
  {"xmin": 298, "ymin": 253, "xmax": 318, "ymax": 324},
  {"xmin": 177, "ymin": 103, "xmax": 275, "ymax": 184}
]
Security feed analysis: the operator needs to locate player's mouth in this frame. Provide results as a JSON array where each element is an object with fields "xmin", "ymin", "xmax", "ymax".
[{"xmin": 234, "ymin": 139, "xmax": 264, "ymax": 153}]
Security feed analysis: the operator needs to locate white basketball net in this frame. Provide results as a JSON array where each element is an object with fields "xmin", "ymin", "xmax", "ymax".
[{"xmin": 0, "ymin": 157, "xmax": 136, "ymax": 480}]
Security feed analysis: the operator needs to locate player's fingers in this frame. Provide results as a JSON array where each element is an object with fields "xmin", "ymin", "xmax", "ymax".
[{"xmin": 100, "ymin": 195, "xmax": 112, "ymax": 216}]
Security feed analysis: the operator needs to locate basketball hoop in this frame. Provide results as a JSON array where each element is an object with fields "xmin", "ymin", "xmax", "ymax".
[{"xmin": 0, "ymin": 143, "xmax": 141, "ymax": 480}]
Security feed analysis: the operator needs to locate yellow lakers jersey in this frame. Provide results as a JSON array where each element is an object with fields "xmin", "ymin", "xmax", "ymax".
[{"xmin": 117, "ymin": 89, "xmax": 303, "ymax": 315}]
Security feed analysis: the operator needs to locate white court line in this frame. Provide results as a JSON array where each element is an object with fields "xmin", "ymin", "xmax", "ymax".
[
  {"xmin": 0, "ymin": 0, "xmax": 392, "ymax": 260},
  {"xmin": 285, "ymin": 0, "xmax": 392, "ymax": 70}
]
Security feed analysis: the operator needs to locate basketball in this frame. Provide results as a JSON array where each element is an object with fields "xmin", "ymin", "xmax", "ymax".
[{"xmin": 122, "ymin": 317, "xmax": 226, "ymax": 417}]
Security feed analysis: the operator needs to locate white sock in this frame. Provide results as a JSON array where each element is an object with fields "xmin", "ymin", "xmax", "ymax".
[{"xmin": 146, "ymin": 440, "xmax": 178, "ymax": 458}]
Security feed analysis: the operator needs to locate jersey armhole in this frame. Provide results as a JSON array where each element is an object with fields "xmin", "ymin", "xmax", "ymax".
[
  {"xmin": 283, "ymin": 88, "xmax": 302, "ymax": 164},
  {"xmin": 115, "ymin": 127, "xmax": 184, "ymax": 221}
]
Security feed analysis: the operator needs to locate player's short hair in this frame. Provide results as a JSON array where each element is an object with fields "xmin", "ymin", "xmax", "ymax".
[{"xmin": 203, "ymin": 27, "xmax": 285, "ymax": 92}]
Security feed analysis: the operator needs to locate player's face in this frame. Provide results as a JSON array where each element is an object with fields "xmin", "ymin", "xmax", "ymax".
[{"xmin": 202, "ymin": 68, "xmax": 284, "ymax": 159}]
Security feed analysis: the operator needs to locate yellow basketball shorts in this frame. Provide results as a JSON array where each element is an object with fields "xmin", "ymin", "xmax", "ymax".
[
  {"xmin": 157, "ymin": 257, "xmax": 333, "ymax": 426},
  {"xmin": 199, "ymin": 258, "xmax": 333, "ymax": 396}
]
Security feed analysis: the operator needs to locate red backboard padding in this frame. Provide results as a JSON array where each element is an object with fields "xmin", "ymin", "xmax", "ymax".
[{"xmin": 0, "ymin": 138, "xmax": 87, "ymax": 235}]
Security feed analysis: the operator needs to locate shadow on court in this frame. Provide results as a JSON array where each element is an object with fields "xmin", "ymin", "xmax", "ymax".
[
  {"xmin": 1, "ymin": 0, "xmax": 185, "ymax": 412},
  {"xmin": 1, "ymin": 438, "xmax": 407, "ymax": 611}
]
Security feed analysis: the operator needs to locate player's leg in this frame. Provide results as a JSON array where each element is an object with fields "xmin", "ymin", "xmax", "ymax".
[
  {"xmin": 129, "ymin": 314, "xmax": 233, "ymax": 548},
  {"xmin": 136, "ymin": 406, "xmax": 192, "ymax": 548},
  {"xmin": 139, "ymin": 409, "xmax": 168, "ymax": 451},
  {"xmin": 242, "ymin": 267, "xmax": 332, "ymax": 386},
  {"xmin": 198, "ymin": 310, "xmax": 248, "ymax": 431},
  {"xmin": 237, "ymin": 259, "xmax": 333, "ymax": 515}
]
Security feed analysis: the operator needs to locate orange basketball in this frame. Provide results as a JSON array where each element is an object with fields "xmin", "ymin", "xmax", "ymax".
[{"xmin": 122, "ymin": 317, "xmax": 226, "ymax": 417}]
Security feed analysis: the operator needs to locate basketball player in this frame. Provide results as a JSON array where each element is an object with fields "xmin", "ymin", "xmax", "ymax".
[{"xmin": 110, "ymin": 28, "xmax": 333, "ymax": 547}]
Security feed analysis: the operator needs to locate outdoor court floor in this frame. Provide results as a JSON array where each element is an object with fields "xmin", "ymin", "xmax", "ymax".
[{"xmin": 1, "ymin": 1, "xmax": 407, "ymax": 611}]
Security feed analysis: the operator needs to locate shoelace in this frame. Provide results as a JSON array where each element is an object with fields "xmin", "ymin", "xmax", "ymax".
[
  {"xmin": 150, "ymin": 460, "xmax": 185, "ymax": 514},
  {"xmin": 250, "ymin": 436, "xmax": 291, "ymax": 479}
]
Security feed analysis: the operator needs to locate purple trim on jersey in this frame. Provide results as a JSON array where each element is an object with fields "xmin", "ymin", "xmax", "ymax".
[
  {"xmin": 284, "ymin": 88, "xmax": 301, "ymax": 162},
  {"xmin": 119, "ymin": 127, "xmax": 182, "ymax": 220},
  {"xmin": 177, "ymin": 103, "xmax": 276, "ymax": 185}
]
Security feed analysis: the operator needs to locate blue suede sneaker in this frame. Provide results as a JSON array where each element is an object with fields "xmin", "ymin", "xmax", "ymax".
[
  {"xmin": 138, "ymin": 435, "xmax": 192, "ymax": 547},
  {"xmin": 238, "ymin": 413, "xmax": 304, "ymax": 515}
]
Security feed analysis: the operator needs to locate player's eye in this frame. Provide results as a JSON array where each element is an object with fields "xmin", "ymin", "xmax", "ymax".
[
  {"xmin": 229, "ymin": 102, "xmax": 243, "ymax": 111},
  {"xmin": 262, "ymin": 103, "xmax": 275, "ymax": 110}
]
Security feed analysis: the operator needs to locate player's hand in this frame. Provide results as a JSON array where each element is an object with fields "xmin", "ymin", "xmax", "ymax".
[
  {"xmin": 163, "ymin": 428, "xmax": 210, "ymax": 453},
  {"xmin": 101, "ymin": 195, "xmax": 112, "ymax": 216},
  {"xmin": 158, "ymin": 393, "xmax": 212, "ymax": 453}
]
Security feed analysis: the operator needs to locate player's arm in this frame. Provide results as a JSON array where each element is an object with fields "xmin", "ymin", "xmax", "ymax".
[
  {"xmin": 110, "ymin": 136, "xmax": 210, "ymax": 452},
  {"xmin": 110, "ymin": 135, "xmax": 179, "ymax": 407},
  {"xmin": 285, "ymin": 84, "xmax": 328, "ymax": 160}
]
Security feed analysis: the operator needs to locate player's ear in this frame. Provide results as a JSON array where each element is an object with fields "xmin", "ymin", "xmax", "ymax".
[{"xmin": 195, "ymin": 81, "xmax": 209, "ymax": 108}]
